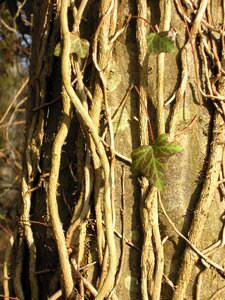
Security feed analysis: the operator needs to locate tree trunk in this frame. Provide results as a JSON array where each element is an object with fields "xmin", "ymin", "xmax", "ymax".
[{"xmin": 4, "ymin": 1, "xmax": 225, "ymax": 299}]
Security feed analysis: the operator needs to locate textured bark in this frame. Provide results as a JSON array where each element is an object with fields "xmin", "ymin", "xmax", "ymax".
[{"xmin": 5, "ymin": 1, "xmax": 225, "ymax": 300}]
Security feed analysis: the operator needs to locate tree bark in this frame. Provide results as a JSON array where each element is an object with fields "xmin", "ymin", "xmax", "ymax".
[{"xmin": 4, "ymin": 1, "xmax": 225, "ymax": 299}]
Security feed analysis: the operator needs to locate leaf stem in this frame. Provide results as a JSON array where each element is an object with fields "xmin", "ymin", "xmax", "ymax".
[{"xmin": 131, "ymin": 15, "xmax": 156, "ymax": 33}]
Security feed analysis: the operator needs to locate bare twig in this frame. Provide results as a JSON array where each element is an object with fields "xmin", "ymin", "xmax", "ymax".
[
  {"xmin": 0, "ymin": 295, "xmax": 18, "ymax": 300},
  {"xmin": 0, "ymin": 121, "xmax": 25, "ymax": 128},
  {"xmin": 72, "ymin": 0, "xmax": 89, "ymax": 33},
  {"xmin": 71, "ymin": 257, "xmax": 98, "ymax": 297},
  {"xmin": 48, "ymin": 289, "xmax": 62, "ymax": 300},
  {"xmin": 168, "ymin": 42, "xmax": 189, "ymax": 138},
  {"xmin": 208, "ymin": 285, "xmax": 225, "ymax": 299},
  {"xmin": 158, "ymin": 192, "xmax": 225, "ymax": 274},
  {"xmin": 0, "ymin": 78, "xmax": 28, "ymax": 125},
  {"xmin": 0, "ymin": 19, "xmax": 17, "ymax": 33},
  {"xmin": 14, "ymin": 0, "xmax": 28, "ymax": 20}
]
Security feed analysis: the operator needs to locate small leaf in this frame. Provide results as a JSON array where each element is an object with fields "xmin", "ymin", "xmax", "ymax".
[
  {"xmin": 54, "ymin": 43, "xmax": 61, "ymax": 56},
  {"xmin": 147, "ymin": 31, "xmax": 176, "ymax": 54},
  {"xmin": 0, "ymin": 209, "xmax": 6, "ymax": 219},
  {"xmin": 54, "ymin": 34, "xmax": 90, "ymax": 58},
  {"xmin": 153, "ymin": 133, "xmax": 168, "ymax": 146},
  {"xmin": 70, "ymin": 33, "xmax": 89, "ymax": 58},
  {"xmin": 131, "ymin": 134, "xmax": 182, "ymax": 190}
]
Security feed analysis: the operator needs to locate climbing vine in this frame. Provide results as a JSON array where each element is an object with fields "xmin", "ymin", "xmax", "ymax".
[{"xmin": 2, "ymin": 0, "xmax": 225, "ymax": 300}]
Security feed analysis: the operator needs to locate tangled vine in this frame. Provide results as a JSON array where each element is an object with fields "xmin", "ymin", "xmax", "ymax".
[{"xmin": 2, "ymin": 0, "xmax": 225, "ymax": 299}]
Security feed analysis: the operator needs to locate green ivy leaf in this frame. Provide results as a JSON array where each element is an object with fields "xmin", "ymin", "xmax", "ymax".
[
  {"xmin": 0, "ymin": 209, "xmax": 6, "ymax": 219},
  {"xmin": 54, "ymin": 43, "xmax": 61, "ymax": 56},
  {"xmin": 131, "ymin": 134, "xmax": 182, "ymax": 190},
  {"xmin": 70, "ymin": 33, "xmax": 90, "ymax": 58},
  {"xmin": 147, "ymin": 31, "xmax": 176, "ymax": 54},
  {"xmin": 54, "ymin": 34, "xmax": 90, "ymax": 58}
]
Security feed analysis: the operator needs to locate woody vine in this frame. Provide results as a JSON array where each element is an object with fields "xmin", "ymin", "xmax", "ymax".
[{"xmin": 2, "ymin": 1, "xmax": 225, "ymax": 300}]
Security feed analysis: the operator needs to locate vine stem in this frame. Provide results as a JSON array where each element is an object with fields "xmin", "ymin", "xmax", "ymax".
[
  {"xmin": 140, "ymin": 187, "xmax": 156, "ymax": 300},
  {"xmin": 47, "ymin": 86, "xmax": 74, "ymax": 298},
  {"xmin": 60, "ymin": 1, "xmax": 117, "ymax": 299},
  {"xmin": 3, "ymin": 230, "xmax": 16, "ymax": 300},
  {"xmin": 90, "ymin": 0, "xmax": 114, "ymax": 270},
  {"xmin": 152, "ymin": 192, "xmax": 164, "ymax": 300},
  {"xmin": 134, "ymin": 86, "xmax": 154, "ymax": 144},
  {"xmin": 136, "ymin": 3, "xmax": 156, "ymax": 300},
  {"xmin": 177, "ymin": 0, "xmax": 208, "ymax": 107},
  {"xmin": 172, "ymin": 111, "xmax": 225, "ymax": 300},
  {"xmin": 170, "ymin": 0, "xmax": 208, "ymax": 137},
  {"xmin": 158, "ymin": 186, "xmax": 225, "ymax": 273},
  {"xmin": 13, "ymin": 238, "xmax": 24, "ymax": 299},
  {"xmin": 108, "ymin": 166, "xmax": 126, "ymax": 298},
  {"xmin": 157, "ymin": 0, "xmax": 171, "ymax": 135},
  {"xmin": 20, "ymin": 180, "xmax": 39, "ymax": 300},
  {"xmin": 150, "ymin": 2, "xmax": 173, "ymax": 296},
  {"xmin": 66, "ymin": 152, "xmax": 93, "ymax": 248}
]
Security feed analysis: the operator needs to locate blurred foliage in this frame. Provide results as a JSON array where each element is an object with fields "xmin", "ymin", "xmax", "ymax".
[
  {"xmin": 0, "ymin": 2, "xmax": 29, "ymax": 294},
  {"xmin": 0, "ymin": 2, "xmax": 29, "ymax": 209},
  {"xmin": 0, "ymin": 2, "xmax": 29, "ymax": 116},
  {"xmin": 0, "ymin": 3, "xmax": 30, "ymax": 70}
]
